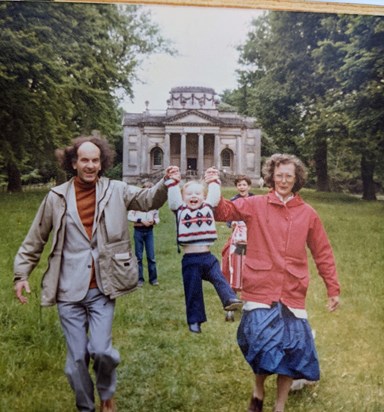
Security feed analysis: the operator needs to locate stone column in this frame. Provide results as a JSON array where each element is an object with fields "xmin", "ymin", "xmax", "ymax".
[
  {"xmin": 164, "ymin": 133, "xmax": 170, "ymax": 168},
  {"xmin": 214, "ymin": 134, "xmax": 220, "ymax": 169},
  {"xmin": 142, "ymin": 134, "xmax": 148, "ymax": 174},
  {"xmin": 137, "ymin": 132, "xmax": 142, "ymax": 175},
  {"xmin": 198, "ymin": 133, "xmax": 204, "ymax": 176},
  {"xmin": 254, "ymin": 129, "xmax": 262, "ymax": 177},
  {"xmin": 180, "ymin": 133, "xmax": 186, "ymax": 175},
  {"xmin": 236, "ymin": 135, "xmax": 242, "ymax": 174},
  {"xmin": 122, "ymin": 130, "xmax": 129, "ymax": 181}
]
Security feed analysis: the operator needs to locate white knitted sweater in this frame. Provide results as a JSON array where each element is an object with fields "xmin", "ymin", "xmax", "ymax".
[{"xmin": 167, "ymin": 180, "xmax": 221, "ymax": 246}]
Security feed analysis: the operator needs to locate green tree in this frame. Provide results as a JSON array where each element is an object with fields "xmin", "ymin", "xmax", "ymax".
[
  {"xmin": 224, "ymin": 12, "xmax": 383, "ymax": 198},
  {"xmin": 229, "ymin": 12, "xmax": 347, "ymax": 191},
  {"xmin": 331, "ymin": 15, "xmax": 384, "ymax": 200},
  {"xmin": 0, "ymin": 3, "xmax": 171, "ymax": 191}
]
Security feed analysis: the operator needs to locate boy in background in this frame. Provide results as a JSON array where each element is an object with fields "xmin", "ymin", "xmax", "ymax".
[
  {"xmin": 222, "ymin": 175, "xmax": 254, "ymax": 321},
  {"xmin": 128, "ymin": 181, "xmax": 160, "ymax": 287}
]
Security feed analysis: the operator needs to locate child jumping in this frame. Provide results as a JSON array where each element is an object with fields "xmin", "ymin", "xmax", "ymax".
[{"xmin": 166, "ymin": 172, "xmax": 243, "ymax": 334}]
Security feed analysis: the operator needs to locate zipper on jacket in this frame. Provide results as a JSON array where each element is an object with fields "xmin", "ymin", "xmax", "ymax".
[
  {"xmin": 97, "ymin": 179, "xmax": 112, "ymax": 244},
  {"xmin": 41, "ymin": 192, "xmax": 67, "ymax": 289},
  {"xmin": 101, "ymin": 212, "xmax": 110, "ymax": 244}
]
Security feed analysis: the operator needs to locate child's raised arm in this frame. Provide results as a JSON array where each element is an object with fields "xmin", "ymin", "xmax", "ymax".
[
  {"xmin": 166, "ymin": 179, "xmax": 183, "ymax": 211},
  {"xmin": 204, "ymin": 167, "xmax": 221, "ymax": 207},
  {"xmin": 206, "ymin": 179, "xmax": 221, "ymax": 207}
]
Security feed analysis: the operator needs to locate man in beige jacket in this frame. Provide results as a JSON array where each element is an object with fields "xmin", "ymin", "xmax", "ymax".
[{"xmin": 13, "ymin": 135, "xmax": 178, "ymax": 412}]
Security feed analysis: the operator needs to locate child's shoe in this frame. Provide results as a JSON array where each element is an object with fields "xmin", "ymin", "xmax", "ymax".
[
  {"xmin": 225, "ymin": 311, "xmax": 235, "ymax": 322},
  {"xmin": 188, "ymin": 322, "xmax": 201, "ymax": 333},
  {"xmin": 224, "ymin": 298, "xmax": 243, "ymax": 311}
]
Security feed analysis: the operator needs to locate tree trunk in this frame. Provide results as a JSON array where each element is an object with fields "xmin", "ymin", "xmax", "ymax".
[
  {"xmin": 314, "ymin": 134, "xmax": 330, "ymax": 192},
  {"xmin": 7, "ymin": 160, "xmax": 22, "ymax": 192},
  {"xmin": 361, "ymin": 154, "xmax": 377, "ymax": 201}
]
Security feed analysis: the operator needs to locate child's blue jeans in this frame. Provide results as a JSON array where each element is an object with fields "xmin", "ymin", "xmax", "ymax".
[{"xmin": 181, "ymin": 251, "xmax": 237, "ymax": 324}]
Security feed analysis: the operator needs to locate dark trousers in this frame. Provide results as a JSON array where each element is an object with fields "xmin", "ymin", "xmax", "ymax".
[
  {"xmin": 181, "ymin": 252, "xmax": 237, "ymax": 324},
  {"xmin": 133, "ymin": 227, "xmax": 158, "ymax": 284}
]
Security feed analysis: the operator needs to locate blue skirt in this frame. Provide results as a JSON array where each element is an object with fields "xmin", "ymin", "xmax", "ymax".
[{"xmin": 237, "ymin": 303, "xmax": 320, "ymax": 381}]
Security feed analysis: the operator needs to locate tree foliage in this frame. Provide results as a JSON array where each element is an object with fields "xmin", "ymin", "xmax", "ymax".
[
  {"xmin": 223, "ymin": 11, "xmax": 384, "ymax": 199},
  {"xmin": 0, "ymin": 2, "xmax": 171, "ymax": 191},
  {"xmin": 331, "ymin": 15, "xmax": 384, "ymax": 199}
]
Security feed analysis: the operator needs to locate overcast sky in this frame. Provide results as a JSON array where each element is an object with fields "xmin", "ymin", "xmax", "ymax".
[
  {"xmin": 121, "ymin": 5, "xmax": 263, "ymax": 113},
  {"xmin": 121, "ymin": 2, "xmax": 384, "ymax": 113}
]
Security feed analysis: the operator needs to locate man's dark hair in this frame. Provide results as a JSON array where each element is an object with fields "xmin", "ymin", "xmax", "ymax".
[{"xmin": 56, "ymin": 135, "xmax": 115, "ymax": 177}]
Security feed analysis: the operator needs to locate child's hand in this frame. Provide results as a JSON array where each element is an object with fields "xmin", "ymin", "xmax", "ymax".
[
  {"xmin": 142, "ymin": 220, "xmax": 154, "ymax": 227},
  {"xmin": 204, "ymin": 167, "xmax": 219, "ymax": 183}
]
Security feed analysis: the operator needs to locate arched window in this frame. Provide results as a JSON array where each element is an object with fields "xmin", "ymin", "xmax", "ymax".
[
  {"xmin": 221, "ymin": 148, "xmax": 232, "ymax": 168},
  {"xmin": 151, "ymin": 147, "xmax": 163, "ymax": 169}
]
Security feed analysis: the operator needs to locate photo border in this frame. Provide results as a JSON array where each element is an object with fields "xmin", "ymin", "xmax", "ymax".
[{"xmin": 52, "ymin": 0, "xmax": 384, "ymax": 16}]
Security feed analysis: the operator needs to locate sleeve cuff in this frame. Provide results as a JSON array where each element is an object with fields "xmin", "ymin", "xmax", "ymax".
[
  {"xmin": 14, "ymin": 275, "xmax": 27, "ymax": 284},
  {"xmin": 164, "ymin": 178, "xmax": 179, "ymax": 188},
  {"xmin": 210, "ymin": 179, "xmax": 221, "ymax": 185}
]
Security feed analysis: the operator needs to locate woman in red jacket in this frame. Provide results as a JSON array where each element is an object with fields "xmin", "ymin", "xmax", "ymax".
[{"xmin": 206, "ymin": 154, "xmax": 340, "ymax": 412}]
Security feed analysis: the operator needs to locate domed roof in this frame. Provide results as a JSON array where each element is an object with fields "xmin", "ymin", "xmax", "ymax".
[{"xmin": 170, "ymin": 86, "xmax": 215, "ymax": 95}]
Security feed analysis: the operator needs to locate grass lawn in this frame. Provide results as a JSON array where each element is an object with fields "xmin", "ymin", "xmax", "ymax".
[{"xmin": 0, "ymin": 187, "xmax": 383, "ymax": 412}]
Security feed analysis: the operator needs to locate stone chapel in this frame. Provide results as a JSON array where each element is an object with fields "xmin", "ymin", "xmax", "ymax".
[{"xmin": 122, "ymin": 86, "xmax": 261, "ymax": 185}]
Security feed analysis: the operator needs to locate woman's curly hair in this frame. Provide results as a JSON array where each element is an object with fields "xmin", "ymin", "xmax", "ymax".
[
  {"xmin": 55, "ymin": 135, "xmax": 115, "ymax": 177},
  {"xmin": 262, "ymin": 153, "xmax": 307, "ymax": 193}
]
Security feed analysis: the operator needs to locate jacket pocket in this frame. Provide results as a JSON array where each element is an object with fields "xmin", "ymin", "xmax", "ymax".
[
  {"xmin": 243, "ymin": 256, "xmax": 274, "ymax": 293},
  {"xmin": 99, "ymin": 240, "xmax": 138, "ymax": 297},
  {"xmin": 285, "ymin": 257, "xmax": 309, "ymax": 279},
  {"xmin": 244, "ymin": 256, "xmax": 273, "ymax": 271}
]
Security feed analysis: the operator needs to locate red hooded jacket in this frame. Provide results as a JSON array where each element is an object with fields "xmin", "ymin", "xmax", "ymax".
[{"xmin": 214, "ymin": 191, "xmax": 340, "ymax": 309}]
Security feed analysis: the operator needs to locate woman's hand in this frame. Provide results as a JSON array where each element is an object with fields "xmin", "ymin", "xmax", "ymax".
[
  {"xmin": 327, "ymin": 295, "xmax": 340, "ymax": 312},
  {"xmin": 204, "ymin": 167, "xmax": 219, "ymax": 183}
]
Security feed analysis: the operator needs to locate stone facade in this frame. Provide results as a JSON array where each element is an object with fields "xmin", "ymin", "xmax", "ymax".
[{"xmin": 122, "ymin": 86, "xmax": 261, "ymax": 185}]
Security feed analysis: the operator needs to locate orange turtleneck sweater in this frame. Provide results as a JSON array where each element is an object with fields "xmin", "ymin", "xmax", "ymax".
[{"xmin": 74, "ymin": 176, "xmax": 97, "ymax": 289}]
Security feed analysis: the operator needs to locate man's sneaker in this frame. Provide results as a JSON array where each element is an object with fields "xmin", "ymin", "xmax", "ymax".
[
  {"xmin": 137, "ymin": 280, "xmax": 144, "ymax": 288},
  {"xmin": 150, "ymin": 280, "xmax": 159, "ymax": 286}
]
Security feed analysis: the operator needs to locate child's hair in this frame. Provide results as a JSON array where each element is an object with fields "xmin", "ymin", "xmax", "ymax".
[
  {"xmin": 142, "ymin": 181, "xmax": 154, "ymax": 189},
  {"xmin": 234, "ymin": 175, "xmax": 252, "ymax": 186},
  {"xmin": 181, "ymin": 180, "xmax": 207, "ymax": 196}
]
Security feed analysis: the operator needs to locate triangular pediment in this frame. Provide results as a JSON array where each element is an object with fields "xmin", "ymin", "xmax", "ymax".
[{"xmin": 165, "ymin": 110, "xmax": 222, "ymax": 125}]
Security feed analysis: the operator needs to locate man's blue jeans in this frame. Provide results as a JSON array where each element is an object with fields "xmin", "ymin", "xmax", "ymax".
[
  {"xmin": 133, "ymin": 227, "xmax": 158, "ymax": 284},
  {"xmin": 57, "ymin": 288, "xmax": 120, "ymax": 412}
]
